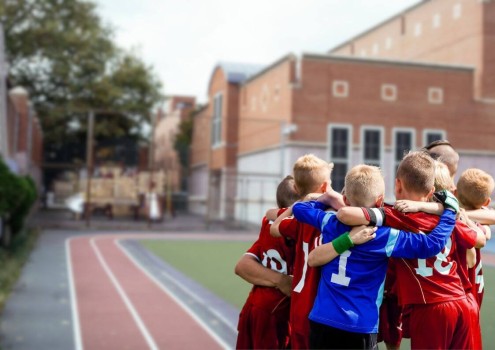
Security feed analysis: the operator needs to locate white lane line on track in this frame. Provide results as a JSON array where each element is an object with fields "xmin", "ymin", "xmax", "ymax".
[
  {"xmin": 66, "ymin": 238, "xmax": 83, "ymax": 350},
  {"xmin": 90, "ymin": 237, "xmax": 159, "ymax": 350},
  {"xmin": 116, "ymin": 239, "xmax": 231, "ymax": 350}
]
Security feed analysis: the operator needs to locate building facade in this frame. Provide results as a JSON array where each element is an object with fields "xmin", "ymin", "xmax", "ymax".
[{"xmin": 189, "ymin": 0, "xmax": 495, "ymax": 225}]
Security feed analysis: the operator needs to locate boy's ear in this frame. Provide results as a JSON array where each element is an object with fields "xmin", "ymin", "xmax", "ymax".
[
  {"xmin": 375, "ymin": 194, "xmax": 384, "ymax": 208},
  {"xmin": 483, "ymin": 197, "xmax": 491, "ymax": 207},
  {"xmin": 395, "ymin": 178, "xmax": 402, "ymax": 195},
  {"xmin": 426, "ymin": 186, "xmax": 435, "ymax": 201},
  {"xmin": 320, "ymin": 181, "xmax": 328, "ymax": 193},
  {"xmin": 343, "ymin": 194, "xmax": 351, "ymax": 206}
]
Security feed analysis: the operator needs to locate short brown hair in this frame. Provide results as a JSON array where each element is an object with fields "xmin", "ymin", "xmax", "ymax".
[
  {"xmin": 424, "ymin": 141, "xmax": 459, "ymax": 177},
  {"xmin": 396, "ymin": 151, "xmax": 435, "ymax": 195},
  {"xmin": 276, "ymin": 175, "xmax": 300, "ymax": 208},
  {"xmin": 456, "ymin": 168, "xmax": 495, "ymax": 210},
  {"xmin": 344, "ymin": 165, "xmax": 385, "ymax": 207},
  {"xmin": 293, "ymin": 154, "xmax": 332, "ymax": 196}
]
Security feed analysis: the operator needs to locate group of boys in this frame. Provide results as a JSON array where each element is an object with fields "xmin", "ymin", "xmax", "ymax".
[{"xmin": 235, "ymin": 140, "xmax": 494, "ymax": 349}]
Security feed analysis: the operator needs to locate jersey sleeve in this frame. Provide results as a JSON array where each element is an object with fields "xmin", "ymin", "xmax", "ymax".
[
  {"xmin": 453, "ymin": 220, "xmax": 477, "ymax": 249},
  {"xmin": 293, "ymin": 201, "xmax": 350, "ymax": 243},
  {"xmin": 389, "ymin": 210, "xmax": 456, "ymax": 258},
  {"xmin": 278, "ymin": 216, "xmax": 299, "ymax": 240}
]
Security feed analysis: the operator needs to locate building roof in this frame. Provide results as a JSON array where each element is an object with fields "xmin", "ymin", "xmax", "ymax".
[{"xmin": 215, "ymin": 62, "xmax": 265, "ymax": 84}]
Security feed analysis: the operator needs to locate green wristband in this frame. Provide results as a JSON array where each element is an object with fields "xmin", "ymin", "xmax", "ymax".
[{"xmin": 332, "ymin": 232, "xmax": 354, "ymax": 254}]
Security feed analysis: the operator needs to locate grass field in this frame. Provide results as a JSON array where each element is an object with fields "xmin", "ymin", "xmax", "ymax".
[{"xmin": 141, "ymin": 238, "xmax": 495, "ymax": 347}]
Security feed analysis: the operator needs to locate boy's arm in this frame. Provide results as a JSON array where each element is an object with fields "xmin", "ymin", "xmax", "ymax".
[
  {"xmin": 391, "ymin": 209, "xmax": 457, "ymax": 258},
  {"xmin": 466, "ymin": 207, "xmax": 495, "ymax": 226},
  {"xmin": 394, "ymin": 200, "xmax": 443, "ymax": 215},
  {"xmin": 337, "ymin": 206, "xmax": 376, "ymax": 225},
  {"xmin": 265, "ymin": 208, "xmax": 279, "ymax": 222},
  {"xmin": 270, "ymin": 206, "xmax": 293, "ymax": 238},
  {"xmin": 458, "ymin": 209, "xmax": 487, "ymax": 248},
  {"xmin": 234, "ymin": 254, "xmax": 293, "ymax": 296},
  {"xmin": 308, "ymin": 225, "xmax": 377, "ymax": 267}
]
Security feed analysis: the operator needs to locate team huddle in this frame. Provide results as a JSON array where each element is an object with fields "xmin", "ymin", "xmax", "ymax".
[{"xmin": 234, "ymin": 140, "xmax": 494, "ymax": 350}]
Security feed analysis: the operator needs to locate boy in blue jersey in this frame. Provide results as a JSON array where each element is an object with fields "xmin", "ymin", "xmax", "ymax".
[{"xmin": 291, "ymin": 164, "xmax": 459, "ymax": 350}]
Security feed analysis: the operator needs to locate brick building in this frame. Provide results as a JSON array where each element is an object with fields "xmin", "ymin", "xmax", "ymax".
[{"xmin": 189, "ymin": 0, "xmax": 495, "ymax": 224}]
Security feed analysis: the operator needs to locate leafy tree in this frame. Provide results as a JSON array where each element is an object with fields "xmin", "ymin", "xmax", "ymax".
[{"xmin": 1, "ymin": 0, "xmax": 163, "ymax": 159}]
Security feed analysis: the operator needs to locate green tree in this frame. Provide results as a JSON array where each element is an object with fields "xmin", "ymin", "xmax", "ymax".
[{"xmin": 1, "ymin": 0, "xmax": 162, "ymax": 152}]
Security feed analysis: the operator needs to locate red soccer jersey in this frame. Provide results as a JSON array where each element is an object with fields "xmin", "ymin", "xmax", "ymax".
[
  {"xmin": 470, "ymin": 247, "xmax": 485, "ymax": 307},
  {"xmin": 278, "ymin": 215, "xmax": 322, "ymax": 348},
  {"xmin": 381, "ymin": 206, "xmax": 467, "ymax": 305},
  {"xmin": 237, "ymin": 214, "xmax": 295, "ymax": 349},
  {"xmin": 244, "ymin": 214, "xmax": 295, "ymax": 309}
]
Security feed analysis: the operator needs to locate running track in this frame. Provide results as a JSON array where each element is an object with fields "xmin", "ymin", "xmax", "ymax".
[{"xmin": 67, "ymin": 233, "xmax": 255, "ymax": 350}]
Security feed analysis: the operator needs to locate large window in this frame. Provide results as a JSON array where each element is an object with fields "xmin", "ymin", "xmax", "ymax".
[
  {"xmin": 423, "ymin": 129, "xmax": 446, "ymax": 148},
  {"xmin": 211, "ymin": 94, "xmax": 223, "ymax": 147},
  {"xmin": 328, "ymin": 124, "xmax": 352, "ymax": 193},
  {"xmin": 393, "ymin": 128, "xmax": 415, "ymax": 175},
  {"xmin": 362, "ymin": 127, "xmax": 383, "ymax": 168}
]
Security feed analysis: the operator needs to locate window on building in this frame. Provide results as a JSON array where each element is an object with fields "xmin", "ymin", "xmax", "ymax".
[
  {"xmin": 433, "ymin": 14, "xmax": 441, "ymax": 28},
  {"xmin": 362, "ymin": 128, "xmax": 383, "ymax": 167},
  {"xmin": 328, "ymin": 124, "xmax": 352, "ymax": 192},
  {"xmin": 211, "ymin": 94, "xmax": 223, "ymax": 147},
  {"xmin": 423, "ymin": 129, "xmax": 446, "ymax": 148},
  {"xmin": 393, "ymin": 129, "xmax": 415, "ymax": 174},
  {"xmin": 453, "ymin": 4, "xmax": 462, "ymax": 19},
  {"xmin": 414, "ymin": 23, "xmax": 422, "ymax": 37},
  {"xmin": 332, "ymin": 80, "xmax": 349, "ymax": 98},
  {"xmin": 385, "ymin": 37, "xmax": 393, "ymax": 50},
  {"xmin": 381, "ymin": 84, "xmax": 397, "ymax": 102},
  {"xmin": 428, "ymin": 87, "xmax": 444, "ymax": 104}
]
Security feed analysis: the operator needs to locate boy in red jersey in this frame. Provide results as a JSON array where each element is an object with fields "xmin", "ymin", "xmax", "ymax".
[
  {"xmin": 337, "ymin": 151, "xmax": 483, "ymax": 349},
  {"xmin": 235, "ymin": 175, "xmax": 299, "ymax": 349},
  {"xmin": 270, "ymin": 154, "xmax": 345, "ymax": 349},
  {"xmin": 456, "ymin": 168, "xmax": 494, "ymax": 305},
  {"xmin": 394, "ymin": 161, "xmax": 487, "ymax": 350}
]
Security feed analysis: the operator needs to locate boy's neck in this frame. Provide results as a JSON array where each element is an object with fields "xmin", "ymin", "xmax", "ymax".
[{"xmin": 396, "ymin": 192, "xmax": 430, "ymax": 202}]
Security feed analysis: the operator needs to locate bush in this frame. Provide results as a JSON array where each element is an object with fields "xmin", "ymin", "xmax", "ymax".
[{"xmin": 0, "ymin": 158, "xmax": 38, "ymax": 236}]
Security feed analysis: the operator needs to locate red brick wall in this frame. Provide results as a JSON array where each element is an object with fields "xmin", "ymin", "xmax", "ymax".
[
  {"xmin": 238, "ymin": 57, "xmax": 296, "ymax": 155},
  {"xmin": 190, "ymin": 106, "xmax": 210, "ymax": 167}
]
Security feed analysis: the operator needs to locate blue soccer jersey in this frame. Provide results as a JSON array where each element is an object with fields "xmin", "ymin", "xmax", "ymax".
[{"xmin": 292, "ymin": 201, "xmax": 456, "ymax": 334}]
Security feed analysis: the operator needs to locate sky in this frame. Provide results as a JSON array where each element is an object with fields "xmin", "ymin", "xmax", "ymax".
[{"xmin": 96, "ymin": 0, "xmax": 421, "ymax": 104}]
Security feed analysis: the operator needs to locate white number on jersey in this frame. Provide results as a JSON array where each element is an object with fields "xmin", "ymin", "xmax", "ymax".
[
  {"xmin": 262, "ymin": 249, "xmax": 287, "ymax": 274},
  {"xmin": 331, "ymin": 250, "xmax": 351, "ymax": 286},
  {"xmin": 476, "ymin": 261, "xmax": 484, "ymax": 293},
  {"xmin": 293, "ymin": 242, "xmax": 309, "ymax": 293},
  {"xmin": 415, "ymin": 237, "xmax": 453, "ymax": 277}
]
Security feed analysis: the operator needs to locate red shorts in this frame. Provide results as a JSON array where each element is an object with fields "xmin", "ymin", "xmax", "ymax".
[
  {"xmin": 378, "ymin": 294, "xmax": 403, "ymax": 348},
  {"xmin": 408, "ymin": 298, "xmax": 472, "ymax": 350},
  {"xmin": 466, "ymin": 292, "xmax": 482, "ymax": 350},
  {"xmin": 236, "ymin": 299, "xmax": 290, "ymax": 349}
]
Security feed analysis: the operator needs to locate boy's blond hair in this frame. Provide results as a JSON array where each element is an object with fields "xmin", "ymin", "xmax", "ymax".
[
  {"xmin": 293, "ymin": 154, "xmax": 332, "ymax": 196},
  {"xmin": 434, "ymin": 161, "xmax": 455, "ymax": 192},
  {"xmin": 396, "ymin": 151, "xmax": 435, "ymax": 195},
  {"xmin": 276, "ymin": 175, "xmax": 300, "ymax": 208},
  {"xmin": 344, "ymin": 165, "xmax": 385, "ymax": 207},
  {"xmin": 456, "ymin": 168, "xmax": 495, "ymax": 210}
]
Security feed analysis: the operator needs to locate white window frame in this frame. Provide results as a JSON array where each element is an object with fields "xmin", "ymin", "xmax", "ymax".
[
  {"xmin": 385, "ymin": 37, "xmax": 393, "ymax": 50},
  {"xmin": 453, "ymin": 4, "xmax": 462, "ymax": 19},
  {"xmin": 392, "ymin": 127, "xmax": 416, "ymax": 171},
  {"xmin": 422, "ymin": 129, "xmax": 447, "ymax": 148},
  {"xmin": 360, "ymin": 126, "xmax": 384, "ymax": 169},
  {"xmin": 372, "ymin": 43, "xmax": 379, "ymax": 55},
  {"xmin": 211, "ymin": 92, "xmax": 223, "ymax": 148},
  {"xmin": 327, "ymin": 123, "xmax": 353, "ymax": 191},
  {"xmin": 433, "ymin": 14, "xmax": 441, "ymax": 28},
  {"xmin": 414, "ymin": 22, "xmax": 422, "ymax": 37}
]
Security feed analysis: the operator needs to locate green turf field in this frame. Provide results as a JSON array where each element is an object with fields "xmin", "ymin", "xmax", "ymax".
[{"xmin": 141, "ymin": 239, "xmax": 495, "ymax": 347}]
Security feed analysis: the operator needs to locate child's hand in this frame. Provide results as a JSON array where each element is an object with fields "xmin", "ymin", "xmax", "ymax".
[
  {"xmin": 394, "ymin": 200, "xmax": 422, "ymax": 213},
  {"xmin": 349, "ymin": 225, "xmax": 377, "ymax": 245},
  {"xmin": 276, "ymin": 274, "xmax": 293, "ymax": 297}
]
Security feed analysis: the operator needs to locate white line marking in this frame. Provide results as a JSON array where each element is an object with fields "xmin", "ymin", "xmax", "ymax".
[
  {"xmin": 116, "ymin": 239, "xmax": 232, "ymax": 350},
  {"xmin": 90, "ymin": 237, "xmax": 158, "ymax": 350},
  {"xmin": 66, "ymin": 238, "xmax": 83, "ymax": 350}
]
